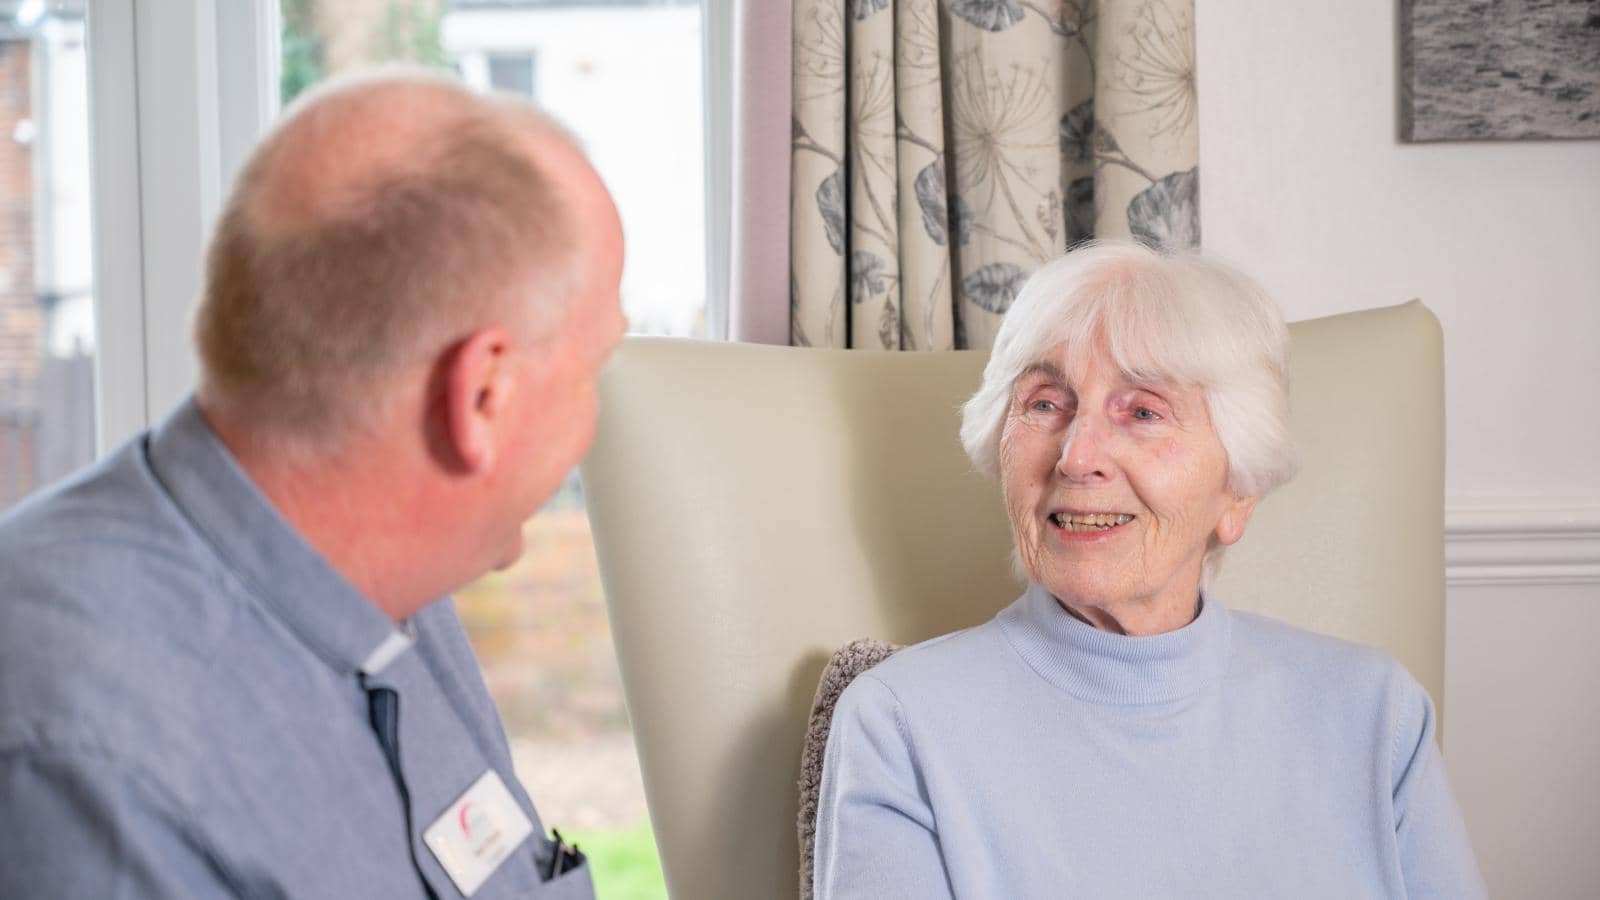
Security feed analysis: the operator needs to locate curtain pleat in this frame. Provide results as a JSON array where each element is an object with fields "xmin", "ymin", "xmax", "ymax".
[{"xmin": 791, "ymin": 0, "xmax": 1200, "ymax": 351}]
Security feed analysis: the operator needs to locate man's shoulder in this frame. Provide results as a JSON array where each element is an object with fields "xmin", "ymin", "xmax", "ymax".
[
  {"xmin": 0, "ymin": 439, "xmax": 235, "ymax": 622},
  {"xmin": 0, "ymin": 436, "xmax": 191, "ymax": 566},
  {"xmin": 1, "ymin": 432, "xmax": 230, "ymax": 586},
  {"xmin": 0, "ymin": 440, "xmax": 243, "ymax": 770}
]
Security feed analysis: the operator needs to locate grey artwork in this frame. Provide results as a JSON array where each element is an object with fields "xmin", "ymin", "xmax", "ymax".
[{"xmin": 1401, "ymin": 0, "xmax": 1600, "ymax": 141}]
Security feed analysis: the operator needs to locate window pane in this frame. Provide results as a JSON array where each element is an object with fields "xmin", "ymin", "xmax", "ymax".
[
  {"xmin": 279, "ymin": 4, "xmax": 704, "ymax": 897},
  {"xmin": 446, "ymin": 2, "xmax": 706, "ymax": 339},
  {"xmin": 487, "ymin": 52, "xmax": 535, "ymax": 98},
  {"xmin": 0, "ymin": 0, "xmax": 95, "ymax": 513}
]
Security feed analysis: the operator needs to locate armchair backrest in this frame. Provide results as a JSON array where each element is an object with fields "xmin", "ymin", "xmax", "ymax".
[{"xmin": 580, "ymin": 300, "xmax": 1445, "ymax": 900}]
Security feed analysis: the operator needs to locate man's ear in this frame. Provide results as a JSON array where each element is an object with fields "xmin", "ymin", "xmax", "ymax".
[
  {"xmin": 443, "ymin": 326, "xmax": 515, "ymax": 474},
  {"xmin": 1215, "ymin": 493, "xmax": 1260, "ymax": 547}
]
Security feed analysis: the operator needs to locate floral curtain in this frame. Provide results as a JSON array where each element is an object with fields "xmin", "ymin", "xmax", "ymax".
[{"xmin": 790, "ymin": 0, "xmax": 1199, "ymax": 350}]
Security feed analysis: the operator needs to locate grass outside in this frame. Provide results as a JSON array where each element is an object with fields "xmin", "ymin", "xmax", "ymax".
[{"xmin": 569, "ymin": 820, "xmax": 669, "ymax": 900}]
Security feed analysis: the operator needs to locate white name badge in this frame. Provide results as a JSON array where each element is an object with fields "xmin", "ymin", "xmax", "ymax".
[{"xmin": 422, "ymin": 770, "xmax": 535, "ymax": 897}]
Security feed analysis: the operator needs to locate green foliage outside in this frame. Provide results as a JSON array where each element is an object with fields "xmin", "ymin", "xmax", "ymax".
[
  {"xmin": 279, "ymin": 0, "xmax": 322, "ymax": 105},
  {"xmin": 378, "ymin": 1, "xmax": 449, "ymax": 70},
  {"xmin": 567, "ymin": 820, "xmax": 669, "ymax": 900},
  {"xmin": 280, "ymin": 0, "xmax": 449, "ymax": 106}
]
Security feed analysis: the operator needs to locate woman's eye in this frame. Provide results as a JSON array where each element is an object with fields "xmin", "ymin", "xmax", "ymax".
[
  {"xmin": 1132, "ymin": 406, "xmax": 1161, "ymax": 421},
  {"xmin": 1031, "ymin": 400, "xmax": 1058, "ymax": 413}
]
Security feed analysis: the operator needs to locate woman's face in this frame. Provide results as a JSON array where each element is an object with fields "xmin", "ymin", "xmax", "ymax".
[{"xmin": 998, "ymin": 342, "xmax": 1257, "ymax": 633}]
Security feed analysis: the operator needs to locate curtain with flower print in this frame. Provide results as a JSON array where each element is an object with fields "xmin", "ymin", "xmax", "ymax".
[{"xmin": 790, "ymin": 0, "xmax": 1199, "ymax": 351}]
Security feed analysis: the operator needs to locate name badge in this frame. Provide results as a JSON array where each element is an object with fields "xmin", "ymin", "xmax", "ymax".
[{"xmin": 423, "ymin": 770, "xmax": 535, "ymax": 897}]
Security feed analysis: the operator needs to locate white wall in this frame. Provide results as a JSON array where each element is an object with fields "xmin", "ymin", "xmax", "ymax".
[{"xmin": 1197, "ymin": 1, "xmax": 1600, "ymax": 896}]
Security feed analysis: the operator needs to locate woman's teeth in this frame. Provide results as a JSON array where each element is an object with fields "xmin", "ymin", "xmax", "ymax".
[{"xmin": 1049, "ymin": 513, "xmax": 1134, "ymax": 532}]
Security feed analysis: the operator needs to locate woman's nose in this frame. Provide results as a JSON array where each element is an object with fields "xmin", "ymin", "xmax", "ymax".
[{"xmin": 1057, "ymin": 414, "xmax": 1113, "ymax": 482}]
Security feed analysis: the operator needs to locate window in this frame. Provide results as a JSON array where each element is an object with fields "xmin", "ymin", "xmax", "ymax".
[
  {"xmin": 278, "ymin": 3, "xmax": 706, "ymax": 896},
  {"xmin": 444, "ymin": 2, "xmax": 707, "ymax": 338},
  {"xmin": 487, "ymin": 52, "xmax": 535, "ymax": 98},
  {"xmin": 0, "ymin": 0, "xmax": 94, "ymax": 513}
]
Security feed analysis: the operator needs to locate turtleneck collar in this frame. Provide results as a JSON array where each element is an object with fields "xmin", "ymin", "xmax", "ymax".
[{"xmin": 997, "ymin": 582, "xmax": 1232, "ymax": 706}]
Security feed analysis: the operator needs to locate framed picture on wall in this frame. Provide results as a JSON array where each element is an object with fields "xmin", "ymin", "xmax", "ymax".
[{"xmin": 1400, "ymin": 0, "xmax": 1600, "ymax": 141}]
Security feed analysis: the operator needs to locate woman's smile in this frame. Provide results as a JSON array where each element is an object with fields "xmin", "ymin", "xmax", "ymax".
[{"xmin": 1046, "ymin": 509, "xmax": 1137, "ymax": 538}]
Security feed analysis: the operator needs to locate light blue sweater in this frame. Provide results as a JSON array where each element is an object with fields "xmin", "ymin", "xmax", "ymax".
[{"xmin": 813, "ymin": 585, "xmax": 1486, "ymax": 899}]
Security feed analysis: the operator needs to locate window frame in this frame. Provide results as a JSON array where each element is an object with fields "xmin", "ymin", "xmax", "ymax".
[
  {"xmin": 87, "ymin": 0, "xmax": 278, "ymax": 451},
  {"xmin": 700, "ymin": 0, "xmax": 731, "ymax": 342}
]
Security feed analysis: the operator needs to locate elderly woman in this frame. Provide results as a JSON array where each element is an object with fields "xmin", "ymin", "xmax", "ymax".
[{"xmin": 811, "ymin": 242, "xmax": 1485, "ymax": 898}]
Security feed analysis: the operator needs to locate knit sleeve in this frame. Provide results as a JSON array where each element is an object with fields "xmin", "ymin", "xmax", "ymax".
[
  {"xmin": 1388, "ymin": 670, "xmax": 1489, "ymax": 899},
  {"xmin": 811, "ymin": 674, "xmax": 954, "ymax": 900}
]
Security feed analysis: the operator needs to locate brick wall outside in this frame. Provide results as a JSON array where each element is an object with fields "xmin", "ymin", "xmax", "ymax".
[
  {"xmin": 0, "ymin": 39, "xmax": 35, "ymax": 385},
  {"xmin": 0, "ymin": 37, "xmax": 37, "ymax": 507}
]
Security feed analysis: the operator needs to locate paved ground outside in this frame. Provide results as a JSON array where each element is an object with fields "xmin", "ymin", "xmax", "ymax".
[
  {"xmin": 454, "ymin": 500, "xmax": 651, "ymax": 831},
  {"xmin": 509, "ymin": 734, "xmax": 652, "ymax": 831}
]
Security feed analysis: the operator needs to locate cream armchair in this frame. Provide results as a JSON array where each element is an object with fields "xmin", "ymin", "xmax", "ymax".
[{"xmin": 580, "ymin": 300, "xmax": 1445, "ymax": 900}]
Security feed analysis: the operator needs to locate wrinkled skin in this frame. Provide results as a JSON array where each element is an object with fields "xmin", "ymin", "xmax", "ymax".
[{"xmin": 998, "ymin": 343, "xmax": 1258, "ymax": 636}]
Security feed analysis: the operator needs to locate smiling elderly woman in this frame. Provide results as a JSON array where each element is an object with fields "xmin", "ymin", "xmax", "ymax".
[{"xmin": 811, "ymin": 242, "xmax": 1486, "ymax": 899}]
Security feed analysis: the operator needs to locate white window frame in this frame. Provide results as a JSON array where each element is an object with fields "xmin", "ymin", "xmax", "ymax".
[
  {"xmin": 86, "ymin": 0, "xmax": 148, "ymax": 450},
  {"xmin": 87, "ymin": 0, "xmax": 278, "ymax": 451},
  {"xmin": 701, "ymin": 0, "xmax": 732, "ymax": 342},
  {"xmin": 86, "ymin": 0, "xmax": 728, "ymax": 449}
]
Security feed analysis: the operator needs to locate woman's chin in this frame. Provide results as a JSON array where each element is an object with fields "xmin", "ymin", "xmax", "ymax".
[{"xmin": 1035, "ymin": 570, "xmax": 1134, "ymax": 611}]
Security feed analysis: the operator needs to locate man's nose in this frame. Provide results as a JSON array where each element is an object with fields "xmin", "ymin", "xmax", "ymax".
[{"xmin": 1057, "ymin": 414, "xmax": 1113, "ymax": 483}]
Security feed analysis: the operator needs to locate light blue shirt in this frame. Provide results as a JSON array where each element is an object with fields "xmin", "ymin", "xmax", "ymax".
[
  {"xmin": 0, "ymin": 398, "xmax": 593, "ymax": 899},
  {"xmin": 814, "ymin": 584, "xmax": 1487, "ymax": 899}
]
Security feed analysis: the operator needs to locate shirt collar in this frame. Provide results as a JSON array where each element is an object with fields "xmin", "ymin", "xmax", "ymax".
[
  {"xmin": 146, "ymin": 396, "xmax": 413, "ymax": 676},
  {"xmin": 360, "ymin": 622, "xmax": 417, "ymax": 675},
  {"xmin": 998, "ymin": 582, "xmax": 1232, "ymax": 706}
]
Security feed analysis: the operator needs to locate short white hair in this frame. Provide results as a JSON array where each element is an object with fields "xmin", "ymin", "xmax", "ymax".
[{"xmin": 961, "ymin": 239, "xmax": 1297, "ymax": 506}]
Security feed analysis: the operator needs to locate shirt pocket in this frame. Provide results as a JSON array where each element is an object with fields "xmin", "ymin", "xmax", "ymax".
[{"xmin": 535, "ymin": 856, "xmax": 593, "ymax": 899}]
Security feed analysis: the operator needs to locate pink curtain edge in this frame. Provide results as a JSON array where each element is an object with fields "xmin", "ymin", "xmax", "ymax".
[{"xmin": 727, "ymin": 0, "xmax": 793, "ymax": 346}]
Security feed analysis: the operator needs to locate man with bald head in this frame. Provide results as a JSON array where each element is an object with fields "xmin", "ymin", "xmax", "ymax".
[{"xmin": 0, "ymin": 71, "xmax": 622, "ymax": 898}]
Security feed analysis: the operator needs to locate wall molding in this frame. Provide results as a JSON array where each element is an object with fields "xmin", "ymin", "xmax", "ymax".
[{"xmin": 1446, "ymin": 498, "xmax": 1600, "ymax": 587}]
